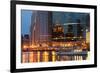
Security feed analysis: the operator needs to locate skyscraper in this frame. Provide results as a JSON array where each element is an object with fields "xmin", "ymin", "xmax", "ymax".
[
  {"xmin": 77, "ymin": 19, "xmax": 83, "ymax": 37},
  {"xmin": 30, "ymin": 11, "xmax": 52, "ymax": 46}
]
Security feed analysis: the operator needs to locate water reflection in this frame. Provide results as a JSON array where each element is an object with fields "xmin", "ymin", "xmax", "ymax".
[{"xmin": 22, "ymin": 49, "xmax": 89, "ymax": 63}]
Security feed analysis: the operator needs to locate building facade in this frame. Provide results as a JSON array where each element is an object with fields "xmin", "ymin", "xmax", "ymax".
[{"xmin": 30, "ymin": 11, "xmax": 52, "ymax": 46}]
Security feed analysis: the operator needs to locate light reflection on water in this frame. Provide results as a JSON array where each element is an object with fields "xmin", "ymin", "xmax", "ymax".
[{"xmin": 22, "ymin": 50, "xmax": 89, "ymax": 63}]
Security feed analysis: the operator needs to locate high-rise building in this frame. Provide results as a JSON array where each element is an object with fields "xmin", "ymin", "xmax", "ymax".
[
  {"xmin": 52, "ymin": 23, "xmax": 64, "ymax": 38},
  {"xmin": 76, "ymin": 19, "xmax": 83, "ymax": 37},
  {"xmin": 22, "ymin": 34, "xmax": 30, "ymax": 50},
  {"xmin": 30, "ymin": 11, "xmax": 52, "ymax": 46}
]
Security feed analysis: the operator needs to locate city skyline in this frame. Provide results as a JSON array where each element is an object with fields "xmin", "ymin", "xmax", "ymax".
[
  {"xmin": 21, "ymin": 10, "xmax": 90, "ymax": 63},
  {"xmin": 21, "ymin": 10, "xmax": 90, "ymax": 35}
]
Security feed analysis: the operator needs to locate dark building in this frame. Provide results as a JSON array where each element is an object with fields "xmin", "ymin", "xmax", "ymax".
[
  {"xmin": 52, "ymin": 23, "xmax": 64, "ymax": 38},
  {"xmin": 24, "ymin": 34, "xmax": 29, "ymax": 39},
  {"xmin": 77, "ymin": 19, "xmax": 83, "ymax": 37},
  {"xmin": 22, "ymin": 34, "xmax": 30, "ymax": 50},
  {"xmin": 65, "ymin": 25, "xmax": 74, "ymax": 37}
]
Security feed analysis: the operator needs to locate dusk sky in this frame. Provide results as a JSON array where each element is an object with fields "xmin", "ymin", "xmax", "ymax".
[
  {"xmin": 21, "ymin": 10, "xmax": 33, "ymax": 35},
  {"xmin": 21, "ymin": 10, "xmax": 89, "ymax": 35}
]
